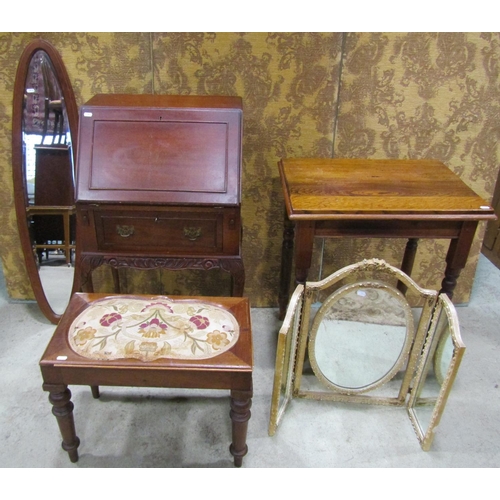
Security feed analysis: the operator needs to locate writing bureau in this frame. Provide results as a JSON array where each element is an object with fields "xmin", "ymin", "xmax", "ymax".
[{"xmin": 74, "ymin": 94, "xmax": 244, "ymax": 296}]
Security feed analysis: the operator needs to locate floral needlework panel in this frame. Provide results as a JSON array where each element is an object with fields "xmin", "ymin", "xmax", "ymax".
[{"xmin": 68, "ymin": 296, "xmax": 240, "ymax": 362}]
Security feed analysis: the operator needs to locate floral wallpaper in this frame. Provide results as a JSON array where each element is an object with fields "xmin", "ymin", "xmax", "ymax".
[
  {"xmin": 0, "ymin": 32, "xmax": 498, "ymax": 309},
  {"xmin": 318, "ymin": 32, "xmax": 500, "ymax": 304}
]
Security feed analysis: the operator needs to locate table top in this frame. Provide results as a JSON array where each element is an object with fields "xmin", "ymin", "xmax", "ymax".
[{"xmin": 279, "ymin": 158, "xmax": 496, "ymax": 221}]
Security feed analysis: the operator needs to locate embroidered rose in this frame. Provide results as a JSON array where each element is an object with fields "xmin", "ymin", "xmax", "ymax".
[
  {"xmin": 74, "ymin": 326, "xmax": 97, "ymax": 346},
  {"xmin": 189, "ymin": 315, "xmax": 210, "ymax": 329},
  {"xmin": 138, "ymin": 318, "xmax": 167, "ymax": 338},
  {"xmin": 206, "ymin": 330, "xmax": 230, "ymax": 350},
  {"xmin": 99, "ymin": 312, "xmax": 122, "ymax": 327}
]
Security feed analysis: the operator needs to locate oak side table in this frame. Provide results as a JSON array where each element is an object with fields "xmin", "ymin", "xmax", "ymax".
[{"xmin": 278, "ymin": 158, "xmax": 497, "ymax": 319}]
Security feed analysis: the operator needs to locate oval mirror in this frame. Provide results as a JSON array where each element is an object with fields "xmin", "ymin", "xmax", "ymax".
[
  {"xmin": 309, "ymin": 281, "xmax": 414, "ymax": 394},
  {"xmin": 12, "ymin": 39, "xmax": 78, "ymax": 324}
]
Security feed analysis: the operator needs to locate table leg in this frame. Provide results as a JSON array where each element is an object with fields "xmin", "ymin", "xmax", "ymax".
[
  {"xmin": 279, "ymin": 220, "xmax": 315, "ymax": 319},
  {"xmin": 43, "ymin": 384, "xmax": 80, "ymax": 463},
  {"xmin": 229, "ymin": 389, "xmax": 252, "ymax": 467},
  {"xmin": 440, "ymin": 221, "xmax": 478, "ymax": 299},
  {"xmin": 294, "ymin": 221, "xmax": 316, "ymax": 284},
  {"xmin": 278, "ymin": 214, "xmax": 295, "ymax": 319},
  {"xmin": 398, "ymin": 238, "xmax": 419, "ymax": 294}
]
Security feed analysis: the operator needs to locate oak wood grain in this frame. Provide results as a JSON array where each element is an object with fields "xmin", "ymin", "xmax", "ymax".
[{"xmin": 279, "ymin": 158, "xmax": 496, "ymax": 220}]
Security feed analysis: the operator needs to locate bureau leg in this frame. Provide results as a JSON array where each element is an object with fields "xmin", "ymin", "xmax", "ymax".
[
  {"xmin": 77, "ymin": 255, "xmax": 108, "ymax": 293},
  {"xmin": 43, "ymin": 384, "xmax": 80, "ymax": 463},
  {"xmin": 111, "ymin": 267, "xmax": 120, "ymax": 293},
  {"xmin": 229, "ymin": 389, "xmax": 252, "ymax": 467},
  {"xmin": 221, "ymin": 258, "xmax": 245, "ymax": 296}
]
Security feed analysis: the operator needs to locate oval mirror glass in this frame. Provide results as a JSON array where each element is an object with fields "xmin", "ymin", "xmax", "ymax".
[
  {"xmin": 309, "ymin": 281, "xmax": 414, "ymax": 394},
  {"xmin": 12, "ymin": 40, "xmax": 78, "ymax": 324}
]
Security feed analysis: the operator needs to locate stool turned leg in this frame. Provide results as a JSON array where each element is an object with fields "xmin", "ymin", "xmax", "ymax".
[
  {"xmin": 229, "ymin": 390, "xmax": 252, "ymax": 467},
  {"xmin": 90, "ymin": 386, "xmax": 100, "ymax": 399},
  {"xmin": 44, "ymin": 384, "xmax": 80, "ymax": 463}
]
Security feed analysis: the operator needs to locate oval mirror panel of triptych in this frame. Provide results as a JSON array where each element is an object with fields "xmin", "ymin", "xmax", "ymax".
[{"xmin": 308, "ymin": 281, "xmax": 415, "ymax": 395}]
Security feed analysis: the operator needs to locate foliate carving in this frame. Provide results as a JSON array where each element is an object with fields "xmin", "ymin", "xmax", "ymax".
[{"xmin": 80, "ymin": 254, "xmax": 236, "ymax": 271}]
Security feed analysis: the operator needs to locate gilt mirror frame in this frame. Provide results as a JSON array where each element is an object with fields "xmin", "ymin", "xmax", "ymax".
[
  {"xmin": 268, "ymin": 284, "xmax": 304, "ymax": 436},
  {"xmin": 407, "ymin": 293, "xmax": 465, "ymax": 451},
  {"xmin": 12, "ymin": 39, "xmax": 79, "ymax": 324},
  {"xmin": 292, "ymin": 259, "xmax": 438, "ymax": 406},
  {"xmin": 269, "ymin": 259, "xmax": 460, "ymax": 448}
]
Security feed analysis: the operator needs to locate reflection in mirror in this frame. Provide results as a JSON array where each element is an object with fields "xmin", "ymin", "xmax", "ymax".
[
  {"xmin": 309, "ymin": 282, "xmax": 414, "ymax": 395},
  {"xmin": 12, "ymin": 40, "xmax": 78, "ymax": 323},
  {"xmin": 269, "ymin": 284, "xmax": 304, "ymax": 436},
  {"xmin": 408, "ymin": 294, "xmax": 465, "ymax": 451}
]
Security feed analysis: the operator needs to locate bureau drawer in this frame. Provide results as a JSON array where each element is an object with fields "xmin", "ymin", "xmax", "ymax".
[{"xmin": 94, "ymin": 209, "xmax": 226, "ymax": 254}]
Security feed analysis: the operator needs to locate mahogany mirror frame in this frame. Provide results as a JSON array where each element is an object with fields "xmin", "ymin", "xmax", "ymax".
[{"xmin": 12, "ymin": 39, "xmax": 79, "ymax": 324}]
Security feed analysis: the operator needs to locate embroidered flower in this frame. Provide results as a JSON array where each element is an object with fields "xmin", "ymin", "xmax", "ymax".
[
  {"xmin": 99, "ymin": 312, "xmax": 122, "ymax": 327},
  {"xmin": 141, "ymin": 302, "xmax": 173, "ymax": 313},
  {"xmin": 206, "ymin": 330, "xmax": 230, "ymax": 350},
  {"xmin": 189, "ymin": 315, "xmax": 210, "ymax": 329},
  {"xmin": 138, "ymin": 318, "xmax": 167, "ymax": 338},
  {"xmin": 74, "ymin": 326, "xmax": 97, "ymax": 346},
  {"xmin": 139, "ymin": 341, "xmax": 157, "ymax": 353}
]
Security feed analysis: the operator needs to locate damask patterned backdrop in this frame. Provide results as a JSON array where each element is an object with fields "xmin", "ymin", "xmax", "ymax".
[{"xmin": 0, "ymin": 33, "xmax": 499, "ymax": 308}]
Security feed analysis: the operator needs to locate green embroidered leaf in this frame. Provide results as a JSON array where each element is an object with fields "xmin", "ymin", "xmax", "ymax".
[{"xmin": 94, "ymin": 337, "xmax": 107, "ymax": 350}]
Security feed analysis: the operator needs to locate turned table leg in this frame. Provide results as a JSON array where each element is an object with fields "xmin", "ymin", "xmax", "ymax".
[
  {"xmin": 440, "ymin": 221, "xmax": 478, "ymax": 299},
  {"xmin": 229, "ymin": 389, "xmax": 252, "ymax": 467},
  {"xmin": 43, "ymin": 384, "xmax": 80, "ymax": 463},
  {"xmin": 398, "ymin": 238, "xmax": 419, "ymax": 295},
  {"xmin": 279, "ymin": 219, "xmax": 315, "ymax": 320},
  {"xmin": 278, "ymin": 213, "xmax": 295, "ymax": 320}
]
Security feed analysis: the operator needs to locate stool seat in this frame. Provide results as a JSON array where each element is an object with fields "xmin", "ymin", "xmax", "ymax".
[
  {"xmin": 68, "ymin": 295, "xmax": 241, "ymax": 362},
  {"xmin": 40, "ymin": 293, "xmax": 253, "ymax": 466}
]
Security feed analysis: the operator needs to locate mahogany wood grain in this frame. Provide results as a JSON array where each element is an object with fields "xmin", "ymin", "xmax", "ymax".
[
  {"xmin": 75, "ymin": 94, "xmax": 244, "ymax": 297},
  {"xmin": 278, "ymin": 158, "xmax": 497, "ymax": 318},
  {"xmin": 40, "ymin": 292, "xmax": 253, "ymax": 467},
  {"xmin": 12, "ymin": 39, "xmax": 79, "ymax": 324}
]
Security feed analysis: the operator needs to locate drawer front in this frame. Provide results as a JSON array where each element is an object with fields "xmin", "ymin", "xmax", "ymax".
[{"xmin": 95, "ymin": 210, "xmax": 224, "ymax": 254}]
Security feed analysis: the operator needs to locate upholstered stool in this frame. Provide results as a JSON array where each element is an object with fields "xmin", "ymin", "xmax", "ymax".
[{"xmin": 40, "ymin": 293, "xmax": 253, "ymax": 466}]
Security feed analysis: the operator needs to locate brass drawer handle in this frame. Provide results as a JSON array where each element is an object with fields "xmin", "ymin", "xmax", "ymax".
[
  {"xmin": 184, "ymin": 226, "xmax": 202, "ymax": 241},
  {"xmin": 116, "ymin": 225, "xmax": 135, "ymax": 238}
]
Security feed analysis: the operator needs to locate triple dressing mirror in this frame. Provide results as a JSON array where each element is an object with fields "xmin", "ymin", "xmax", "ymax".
[
  {"xmin": 269, "ymin": 259, "xmax": 466, "ymax": 451},
  {"xmin": 12, "ymin": 39, "xmax": 78, "ymax": 324}
]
